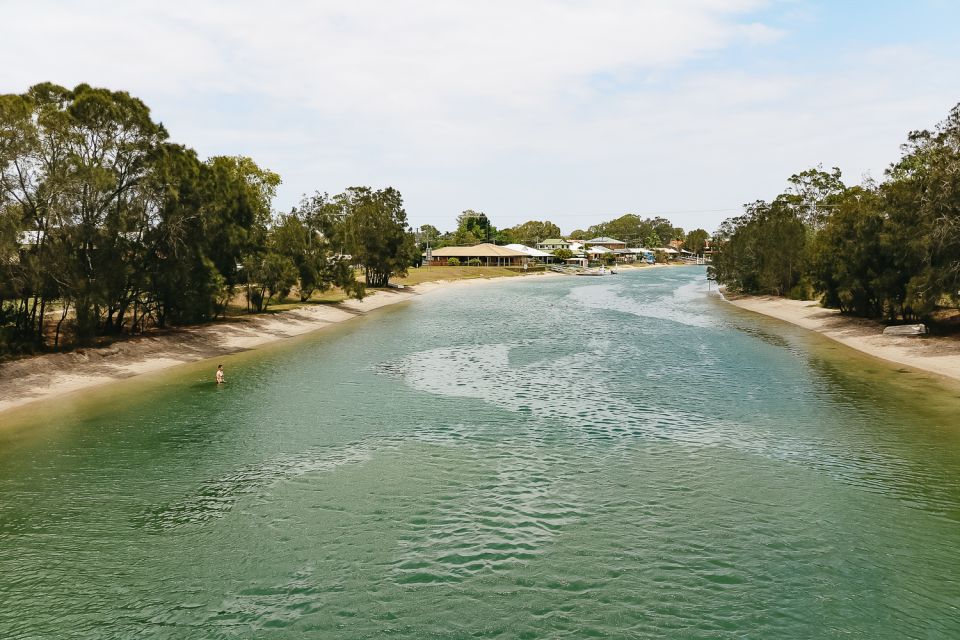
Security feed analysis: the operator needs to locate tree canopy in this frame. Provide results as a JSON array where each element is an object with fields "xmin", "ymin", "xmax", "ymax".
[
  {"xmin": 0, "ymin": 83, "xmax": 402, "ymax": 354},
  {"xmin": 711, "ymin": 105, "xmax": 960, "ymax": 321},
  {"xmin": 338, "ymin": 187, "xmax": 418, "ymax": 288}
]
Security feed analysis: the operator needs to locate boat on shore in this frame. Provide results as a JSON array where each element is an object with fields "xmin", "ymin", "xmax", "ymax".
[{"xmin": 576, "ymin": 266, "xmax": 616, "ymax": 276}]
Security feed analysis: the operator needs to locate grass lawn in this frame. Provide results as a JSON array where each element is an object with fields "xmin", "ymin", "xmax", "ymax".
[
  {"xmin": 393, "ymin": 266, "xmax": 528, "ymax": 286},
  {"xmin": 227, "ymin": 267, "xmax": 532, "ymax": 316}
]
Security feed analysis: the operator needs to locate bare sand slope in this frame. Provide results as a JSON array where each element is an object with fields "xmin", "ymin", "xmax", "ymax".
[{"xmin": 728, "ymin": 295, "xmax": 960, "ymax": 383}]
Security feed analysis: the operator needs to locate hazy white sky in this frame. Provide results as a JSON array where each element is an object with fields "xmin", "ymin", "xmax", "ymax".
[{"xmin": 2, "ymin": 1, "xmax": 958, "ymax": 233}]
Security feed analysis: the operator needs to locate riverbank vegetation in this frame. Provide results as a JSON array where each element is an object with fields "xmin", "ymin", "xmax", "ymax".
[
  {"xmin": 0, "ymin": 83, "xmax": 417, "ymax": 355},
  {"xmin": 711, "ymin": 103, "xmax": 960, "ymax": 324}
]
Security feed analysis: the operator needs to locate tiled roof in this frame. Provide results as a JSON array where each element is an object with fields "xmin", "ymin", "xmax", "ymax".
[{"xmin": 431, "ymin": 243, "xmax": 528, "ymax": 257}]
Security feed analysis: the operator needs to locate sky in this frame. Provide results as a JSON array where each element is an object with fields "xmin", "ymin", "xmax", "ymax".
[{"xmin": 2, "ymin": 0, "xmax": 959, "ymax": 235}]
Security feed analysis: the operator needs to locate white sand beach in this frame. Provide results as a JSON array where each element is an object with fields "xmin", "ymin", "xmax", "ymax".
[{"xmin": 727, "ymin": 295, "xmax": 960, "ymax": 384}]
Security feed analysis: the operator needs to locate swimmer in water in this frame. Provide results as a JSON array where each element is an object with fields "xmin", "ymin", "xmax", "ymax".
[{"xmin": 216, "ymin": 364, "xmax": 224, "ymax": 384}]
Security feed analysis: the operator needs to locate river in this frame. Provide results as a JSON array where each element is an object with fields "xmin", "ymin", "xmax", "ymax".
[{"xmin": 2, "ymin": 266, "xmax": 959, "ymax": 638}]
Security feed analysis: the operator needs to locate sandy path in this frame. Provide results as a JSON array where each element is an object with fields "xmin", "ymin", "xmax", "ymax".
[
  {"xmin": 0, "ymin": 273, "xmax": 563, "ymax": 416},
  {"xmin": 726, "ymin": 295, "xmax": 960, "ymax": 383}
]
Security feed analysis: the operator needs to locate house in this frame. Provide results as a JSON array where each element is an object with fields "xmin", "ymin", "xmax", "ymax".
[
  {"xmin": 584, "ymin": 245, "xmax": 612, "ymax": 258},
  {"xmin": 503, "ymin": 243, "xmax": 556, "ymax": 263},
  {"xmin": 429, "ymin": 243, "xmax": 527, "ymax": 266},
  {"xmin": 584, "ymin": 237, "xmax": 627, "ymax": 250},
  {"xmin": 536, "ymin": 238, "xmax": 570, "ymax": 251},
  {"xmin": 629, "ymin": 248, "xmax": 655, "ymax": 263}
]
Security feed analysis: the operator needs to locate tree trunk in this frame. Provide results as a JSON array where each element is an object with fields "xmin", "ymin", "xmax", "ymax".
[
  {"xmin": 36, "ymin": 295, "xmax": 47, "ymax": 348},
  {"xmin": 54, "ymin": 301, "xmax": 70, "ymax": 349}
]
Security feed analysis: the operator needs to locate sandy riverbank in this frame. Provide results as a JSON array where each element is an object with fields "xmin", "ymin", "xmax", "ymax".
[
  {"xmin": 0, "ymin": 272, "xmax": 563, "ymax": 416},
  {"xmin": 726, "ymin": 295, "xmax": 960, "ymax": 383}
]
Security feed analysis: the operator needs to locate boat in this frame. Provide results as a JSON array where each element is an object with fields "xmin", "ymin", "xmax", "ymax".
[{"xmin": 576, "ymin": 266, "xmax": 616, "ymax": 276}]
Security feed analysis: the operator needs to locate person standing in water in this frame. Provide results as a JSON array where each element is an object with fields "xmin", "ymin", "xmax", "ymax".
[{"xmin": 216, "ymin": 364, "xmax": 225, "ymax": 384}]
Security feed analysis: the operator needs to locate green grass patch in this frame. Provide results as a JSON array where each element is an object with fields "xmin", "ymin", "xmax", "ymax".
[{"xmin": 394, "ymin": 266, "xmax": 526, "ymax": 286}]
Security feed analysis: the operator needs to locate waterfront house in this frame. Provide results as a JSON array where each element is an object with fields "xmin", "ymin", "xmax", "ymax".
[
  {"xmin": 429, "ymin": 243, "xmax": 527, "ymax": 266},
  {"xmin": 585, "ymin": 245, "xmax": 613, "ymax": 259},
  {"xmin": 503, "ymin": 243, "xmax": 557, "ymax": 263},
  {"xmin": 536, "ymin": 238, "xmax": 571, "ymax": 251},
  {"xmin": 584, "ymin": 237, "xmax": 627, "ymax": 250},
  {"xmin": 629, "ymin": 248, "xmax": 656, "ymax": 263}
]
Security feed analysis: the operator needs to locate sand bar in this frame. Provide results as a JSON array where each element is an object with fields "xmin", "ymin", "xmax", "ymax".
[{"xmin": 726, "ymin": 295, "xmax": 960, "ymax": 383}]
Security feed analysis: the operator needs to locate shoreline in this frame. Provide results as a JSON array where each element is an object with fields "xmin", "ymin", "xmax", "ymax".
[
  {"xmin": 724, "ymin": 294, "xmax": 960, "ymax": 384},
  {"xmin": 0, "ymin": 272, "xmax": 563, "ymax": 417}
]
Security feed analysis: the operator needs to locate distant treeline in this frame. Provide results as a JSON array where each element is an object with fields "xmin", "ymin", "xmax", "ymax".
[
  {"xmin": 711, "ymin": 104, "xmax": 960, "ymax": 322},
  {"xmin": 421, "ymin": 210, "xmax": 710, "ymax": 254},
  {"xmin": 0, "ymin": 83, "xmax": 417, "ymax": 354}
]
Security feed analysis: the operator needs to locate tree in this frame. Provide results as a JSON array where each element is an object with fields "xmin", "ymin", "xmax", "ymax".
[
  {"xmin": 808, "ymin": 186, "xmax": 891, "ymax": 316},
  {"xmin": 273, "ymin": 193, "xmax": 364, "ymax": 302},
  {"xmin": 507, "ymin": 220, "xmax": 561, "ymax": 246},
  {"xmin": 711, "ymin": 200, "xmax": 806, "ymax": 296},
  {"xmin": 0, "ymin": 83, "xmax": 171, "ymax": 342},
  {"xmin": 418, "ymin": 224, "xmax": 441, "ymax": 247},
  {"xmin": 204, "ymin": 155, "xmax": 281, "ymax": 292},
  {"xmin": 339, "ymin": 186, "xmax": 418, "ymax": 287},
  {"xmin": 783, "ymin": 165, "xmax": 845, "ymax": 230},
  {"xmin": 884, "ymin": 105, "xmax": 960, "ymax": 315},
  {"xmin": 242, "ymin": 252, "xmax": 297, "ymax": 311},
  {"xmin": 552, "ymin": 248, "xmax": 574, "ymax": 261},
  {"xmin": 0, "ymin": 83, "xmax": 285, "ymax": 352},
  {"xmin": 650, "ymin": 217, "xmax": 683, "ymax": 245},
  {"xmin": 684, "ymin": 229, "xmax": 710, "ymax": 254},
  {"xmin": 454, "ymin": 209, "xmax": 493, "ymax": 244},
  {"xmin": 602, "ymin": 214, "xmax": 645, "ymax": 244}
]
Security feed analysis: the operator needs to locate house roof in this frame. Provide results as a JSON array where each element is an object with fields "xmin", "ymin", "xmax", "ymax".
[
  {"xmin": 585, "ymin": 245, "xmax": 612, "ymax": 254},
  {"xmin": 504, "ymin": 243, "xmax": 552, "ymax": 257},
  {"xmin": 18, "ymin": 231, "xmax": 43, "ymax": 245},
  {"xmin": 431, "ymin": 243, "xmax": 528, "ymax": 258},
  {"xmin": 586, "ymin": 236, "xmax": 626, "ymax": 245},
  {"xmin": 537, "ymin": 238, "xmax": 568, "ymax": 245}
]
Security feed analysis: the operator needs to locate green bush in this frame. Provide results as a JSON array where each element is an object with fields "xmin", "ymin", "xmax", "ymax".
[
  {"xmin": 446, "ymin": 257, "xmax": 461, "ymax": 266},
  {"xmin": 787, "ymin": 277, "xmax": 814, "ymax": 301},
  {"xmin": 467, "ymin": 258, "xmax": 482, "ymax": 266}
]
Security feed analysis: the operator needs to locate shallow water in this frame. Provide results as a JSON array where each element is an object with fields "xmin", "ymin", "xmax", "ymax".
[{"xmin": 2, "ymin": 266, "xmax": 960, "ymax": 638}]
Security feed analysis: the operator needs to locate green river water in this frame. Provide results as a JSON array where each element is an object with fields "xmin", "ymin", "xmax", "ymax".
[{"xmin": 2, "ymin": 266, "xmax": 960, "ymax": 638}]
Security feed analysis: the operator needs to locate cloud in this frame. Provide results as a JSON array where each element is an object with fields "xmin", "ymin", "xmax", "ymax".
[{"xmin": 2, "ymin": 1, "xmax": 958, "ymax": 232}]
